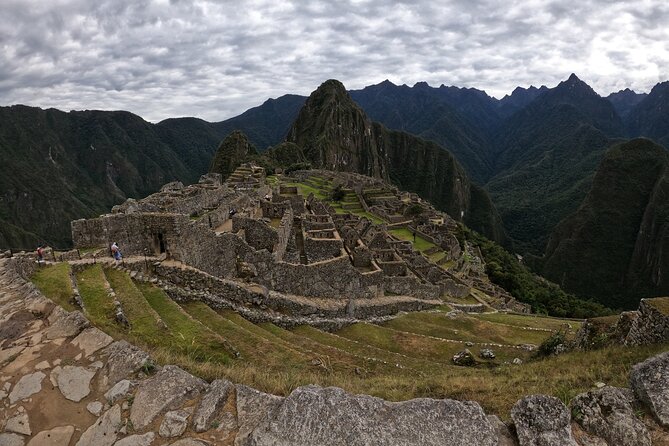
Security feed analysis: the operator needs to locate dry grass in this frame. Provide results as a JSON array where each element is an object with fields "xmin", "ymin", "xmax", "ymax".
[{"xmin": 29, "ymin": 264, "xmax": 669, "ymax": 420}]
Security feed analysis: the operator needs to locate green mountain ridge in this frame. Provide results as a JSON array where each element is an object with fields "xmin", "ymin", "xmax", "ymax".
[{"xmin": 540, "ymin": 138, "xmax": 669, "ymax": 308}]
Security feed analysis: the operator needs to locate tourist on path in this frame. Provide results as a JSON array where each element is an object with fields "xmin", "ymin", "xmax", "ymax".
[{"xmin": 111, "ymin": 242, "xmax": 122, "ymax": 263}]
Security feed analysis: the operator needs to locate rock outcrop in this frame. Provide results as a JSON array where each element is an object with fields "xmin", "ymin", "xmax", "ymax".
[
  {"xmin": 247, "ymin": 385, "xmax": 497, "ymax": 446},
  {"xmin": 631, "ymin": 351, "xmax": 669, "ymax": 427},
  {"xmin": 511, "ymin": 395, "xmax": 577, "ymax": 446}
]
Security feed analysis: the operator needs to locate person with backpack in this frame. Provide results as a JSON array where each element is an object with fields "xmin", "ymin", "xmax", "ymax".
[{"xmin": 36, "ymin": 245, "xmax": 44, "ymax": 264}]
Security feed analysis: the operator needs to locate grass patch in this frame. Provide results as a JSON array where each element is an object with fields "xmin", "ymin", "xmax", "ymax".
[
  {"xmin": 136, "ymin": 281, "xmax": 233, "ymax": 364},
  {"xmin": 475, "ymin": 313, "xmax": 582, "ymax": 332},
  {"xmin": 76, "ymin": 265, "xmax": 121, "ymax": 335},
  {"xmin": 389, "ymin": 228, "xmax": 436, "ymax": 253},
  {"xmin": 31, "ymin": 263, "xmax": 75, "ymax": 311}
]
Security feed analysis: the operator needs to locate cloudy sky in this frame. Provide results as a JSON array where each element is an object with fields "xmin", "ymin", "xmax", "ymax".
[{"xmin": 1, "ymin": 0, "xmax": 668, "ymax": 122}]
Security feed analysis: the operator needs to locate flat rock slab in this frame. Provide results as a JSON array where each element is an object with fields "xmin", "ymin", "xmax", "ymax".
[
  {"xmin": 631, "ymin": 351, "xmax": 669, "ymax": 427},
  {"xmin": 9, "ymin": 371, "xmax": 45, "ymax": 404},
  {"xmin": 52, "ymin": 365, "xmax": 96, "ymax": 402},
  {"xmin": 193, "ymin": 379, "xmax": 233, "ymax": 432},
  {"xmin": 75, "ymin": 404, "xmax": 122, "ymax": 446},
  {"xmin": 45, "ymin": 309, "xmax": 89, "ymax": 340},
  {"xmin": 247, "ymin": 385, "xmax": 498, "ymax": 446},
  {"xmin": 71, "ymin": 327, "xmax": 113, "ymax": 357},
  {"xmin": 5, "ymin": 411, "xmax": 31, "ymax": 435},
  {"xmin": 113, "ymin": 432, "xmax": 156, "ymax": 446},
  {"xmin": 168, "ymin": 439, "xmax": 211, "ymax": 446},
  {"xmin": 104, "ymin": 379, "xmax": 135, "ymax": 404},
  {"xmin": 571, "ymin": 386, "xmax": 650, "ymax": 446},
  {"xmin": 511, "ymin": 395, "xmax": 577, "ymax": 446},
  {"xmin": 0, "ymin": 433, "xmax": 25, "ymax": 446},
  {"xmin": 26, "ymin": 426, "xmax": 75, "ymax": 446},
  {"xmin": 102, "ymin": 341, "xmax": 150, "ymax": 387},
  {"xmin": 130, "ymin": 365, "xmax": 206, "ymax": 430}
]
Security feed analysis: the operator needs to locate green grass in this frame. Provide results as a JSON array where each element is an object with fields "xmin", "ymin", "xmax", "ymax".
[
  {"xmin": 388, "ymin": 228, "xmax": 436, "ymax": 253},
  {"xmin": 475, "ymin": 313, "xmax": 582, "ymax": 332},
  {"xmin": 31, "ymin": 263, "xmax": 76, "ymax": 311},
  {"xmin": 76, "ymin": 265, "xmax": 120, "ymax": 335},
  {"xmin": 135, "ymin": 281, "xmax": 233, "ymax": 364},
  {"xmin": 181, "ymin": 302, "xmax": 309, "ymax": 370},
  {"xmin": 382, "ymin": 312, "xmax": 551, "ymax": 347}
]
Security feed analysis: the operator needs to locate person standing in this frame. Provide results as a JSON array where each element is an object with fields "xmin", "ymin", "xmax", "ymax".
[
  {"xmin": 111, "ymin": 242, "xmax": 122, "ymax": 263},
  {"xmin": 36, "ymin": 245, "xmax": 44, "ymax": 264}
]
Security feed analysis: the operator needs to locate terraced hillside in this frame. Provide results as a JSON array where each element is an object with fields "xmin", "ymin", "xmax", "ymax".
[{"xmin": 31, "ymin": 262, "xmax": 669, "ymax": 418}]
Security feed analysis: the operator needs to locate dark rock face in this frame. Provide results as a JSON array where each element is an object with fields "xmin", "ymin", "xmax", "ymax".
[
  {"xmin": 571, "ymin": 386, "xmax": 650, "ymax": 446},
  {"xmin": 627, "ymin": 81, "xmax": 669, "ymax": 147},
  {"xmin": 630, "ymin": 351, "xmax": 669, "ymax": 428},
  {"xmin": 287, "ymin": 79, "xmax": 387, "ymax": 179},
  {"xmin": 209, "ymin": 131, "xmax": 258, "ymax": 180},
  {"xmin": 541, "ymin": 139, "xmax": 669, "ymax": 308},
  {"xmin": 511, "ymin": 395, "xmax": 577, "ymax": 446},
  {"xmin": 286, "ymin": 79, "xmax": 508, "ymax": 244},
  {"xmin": 247, "ymin": 385, "xmax": 498, "ymax": 446}
]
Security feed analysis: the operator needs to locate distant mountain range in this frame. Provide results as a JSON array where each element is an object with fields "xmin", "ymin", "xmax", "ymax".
[{"xmin": 2, "ymin": 74, "xmax": 668, "ymax": 309}]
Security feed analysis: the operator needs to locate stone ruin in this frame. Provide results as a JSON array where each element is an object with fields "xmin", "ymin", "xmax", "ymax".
[{"xmin": 69, "ymin": 167, "xmax": 530, "ymax": 327}]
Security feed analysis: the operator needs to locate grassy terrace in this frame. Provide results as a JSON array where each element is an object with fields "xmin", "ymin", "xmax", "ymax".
[
  {"xmin": 388, "ymin": 227, "xmax": 436, "ymax": 253},
  {"xmin": 32, "ymin": 263, "xmax": 668, "ymax": 419}
]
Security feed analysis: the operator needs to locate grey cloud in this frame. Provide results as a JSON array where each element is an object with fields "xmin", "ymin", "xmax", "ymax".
[{"xmin": 0, "ymin": 0, "xmax": 667, "ymax": 122}]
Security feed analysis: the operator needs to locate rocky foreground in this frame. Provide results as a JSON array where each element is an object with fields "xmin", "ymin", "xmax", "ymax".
[{"xmin": 1, "ymin": 256, "xmax": 668, "ymax": 445}]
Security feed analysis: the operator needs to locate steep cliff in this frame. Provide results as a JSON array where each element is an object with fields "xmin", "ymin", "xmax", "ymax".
[
  {"xmin": 541, "ymin": 138, "xmax": 669, "ymax": 308},
  {"xmin": 209, "ymin": 130, "xmax": 258, "ymax": 180}
]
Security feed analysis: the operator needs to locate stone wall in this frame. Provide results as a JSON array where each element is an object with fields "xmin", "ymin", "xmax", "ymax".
[
  {"xmin": 625, "ymin": 298, "xmax": 669, "ymax": 346},
  {"xmin": 233, "ymin": 216, "xmax": 279, "ymax": 253},
  {"xmin": 273, "ymin": 207, "xmax": 294, "ymax": 262},
  {"xmin": 383, "ymin": 276, "xmax": 441, "ymax": 300},
  {"xmin": 72, "ymin": 213, "xmax": 182, "ymax": 257}
]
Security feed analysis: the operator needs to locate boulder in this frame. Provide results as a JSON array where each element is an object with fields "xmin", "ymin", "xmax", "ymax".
[
  {"xmin": 452, "ymin": 349, "xmax": 476, "ymax": 366},
  {"xmin": 192, "ymin": 379, "xmax": 234, "ymax": 432},
  {"xmin": 630, "ymin": 351, "xmax": 669, "ymax": 427},
  {"xmin": 487, "ymin": 415, "xmax": 517, "ymax": 446},
  {"xmin": 8, "ymin": 371, "xmax": 45, "ymax": 404},
  {"xmin": 75, "ymin": 404, "xmax": 122, "ymax": 446},
  {"xmin": 130, "ymin": 365, "xmax": 206, "ymax": 430},
  {"xmin": 159, "ymin": 409, "xmax": 191, "ymax": 438},
  {"xmin": 26, "ymin": 425, "xmax": 75, "ymax": 446},
  {"xmin": 480, "ymin": 348, "xmax": 496, "ymax": 359},
  {"xmin": 247, "ymin": 385, "xmax": 497, "ymax": 446},
  {"xmin": 235, "ymin": 385, "xmax": 283, "ymax": 446},
  {"xmin": 101, "ymin": 341, "xmax": 150, "ymax": 386},
  {"xmin": 570, "ymin": 386, "xmax": 650, "ymax": 446},
  {"xmin": 51, "ymin": 365, "xmax": 96, "ymax": 402},
  {"xmin": 511, "ymin": 395, "xmax": 577, "ymax": 446}
]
